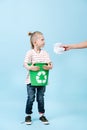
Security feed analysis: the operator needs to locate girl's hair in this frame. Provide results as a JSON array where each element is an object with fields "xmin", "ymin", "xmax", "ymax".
[{"xmin": 28, "ymin": 31, "xmax": 43, "ymax": 49}]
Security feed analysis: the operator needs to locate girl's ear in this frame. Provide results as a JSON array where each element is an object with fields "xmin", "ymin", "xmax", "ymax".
[
  {"xmin": 34, "ymin": 41, "xmax": 37, "ymax": 44},
  {"xmin": 33, "ymin": 41, "xmax": 36, "ymax": 47}
]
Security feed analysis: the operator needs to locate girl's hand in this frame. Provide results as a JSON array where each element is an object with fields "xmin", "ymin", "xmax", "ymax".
[
  {"xmin": 43, "ymin": 63, "xmax": 53, "ymax": 70},
  {"xmin": 30, "ymin": 64, "xmax": 40, "ymax": 71}
]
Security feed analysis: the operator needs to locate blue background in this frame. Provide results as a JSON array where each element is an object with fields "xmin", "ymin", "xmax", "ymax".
[{"xmin": 0, "ymin": 0, "xmax": 87, "ymax": 130}]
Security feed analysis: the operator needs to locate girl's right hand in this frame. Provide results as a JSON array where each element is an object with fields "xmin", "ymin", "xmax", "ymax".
[{"xmin": 30, "ymin": 64, "xmax": 40, "ymax": 71}]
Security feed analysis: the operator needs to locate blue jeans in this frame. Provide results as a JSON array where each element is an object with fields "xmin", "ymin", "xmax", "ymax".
[{"xmin": 25, "ymin": 84, "xmax": 46, "ymax": 114}]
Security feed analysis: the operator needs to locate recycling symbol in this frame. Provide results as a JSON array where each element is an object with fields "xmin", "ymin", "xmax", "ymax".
[{"xmin": 36, "ymin": 71, "xmax": 47, "ymax": 84}]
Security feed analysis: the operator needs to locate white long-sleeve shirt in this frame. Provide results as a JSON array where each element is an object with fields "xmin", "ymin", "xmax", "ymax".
[{"xmin": 24, "ymin": 49, "xmax": 51, "ymax": 84}]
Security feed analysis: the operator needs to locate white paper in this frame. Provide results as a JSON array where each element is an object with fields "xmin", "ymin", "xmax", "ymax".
[{"xmin": 54, "ymin": 43, "xmax": 65, "ymax": 54}]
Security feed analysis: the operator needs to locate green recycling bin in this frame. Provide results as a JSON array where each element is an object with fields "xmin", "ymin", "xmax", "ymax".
[{"xmin": 28, "ymin": 63, "xmax": 49, "ymax": 86}]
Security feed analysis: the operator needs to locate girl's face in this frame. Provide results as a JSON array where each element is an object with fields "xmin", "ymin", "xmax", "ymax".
[{"xmin": 34, "ymin": 34, "xmax": 45, "ymax": 49}]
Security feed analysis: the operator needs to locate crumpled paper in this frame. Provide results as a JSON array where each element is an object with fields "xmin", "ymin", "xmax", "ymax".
[{"xmin": 54, "ymin": 43, "xmax": 65, "ymax": 54}]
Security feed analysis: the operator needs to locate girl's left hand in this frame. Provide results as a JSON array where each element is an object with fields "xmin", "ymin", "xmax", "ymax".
[{"xmin": 43, "ymin": 63, "xmax": 53, "ymax": 70}]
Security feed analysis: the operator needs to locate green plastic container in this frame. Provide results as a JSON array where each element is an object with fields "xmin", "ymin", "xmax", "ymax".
[{"xmin": 28, "ymin": 63, "xmax": 49, "ymax": 86}]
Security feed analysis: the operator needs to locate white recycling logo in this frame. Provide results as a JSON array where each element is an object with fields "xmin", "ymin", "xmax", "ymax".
[{"xmin": 36, "ymin": 71, "xmax": 47, "ymax": 84}]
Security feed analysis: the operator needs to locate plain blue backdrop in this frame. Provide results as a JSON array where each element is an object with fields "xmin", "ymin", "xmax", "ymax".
[{"xmin": 0, "ymin": 0, "xmax": 87, "ymax": 130}]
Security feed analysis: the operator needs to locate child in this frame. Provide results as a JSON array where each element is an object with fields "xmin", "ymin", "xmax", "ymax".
[{"xmin": 24, "ymin": 31, "xmax": 52, "ymax": 125}]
